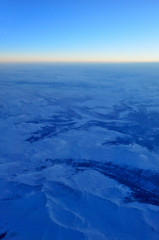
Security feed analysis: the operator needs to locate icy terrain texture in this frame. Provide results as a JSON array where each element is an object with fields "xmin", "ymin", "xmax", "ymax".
[{"xmin": 0, "ymin": 63, "xmax": 159, "ymax": 240}]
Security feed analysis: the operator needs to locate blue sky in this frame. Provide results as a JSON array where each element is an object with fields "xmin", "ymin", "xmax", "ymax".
[{"xmin": 0, "ymin": 0, "xmax": 159, "ymax": 62}]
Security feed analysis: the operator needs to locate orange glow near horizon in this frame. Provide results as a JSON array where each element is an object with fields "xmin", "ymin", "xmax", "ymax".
[{"xmin": 0, "ymin": 54, "xmax": 159, "ymax": 63}]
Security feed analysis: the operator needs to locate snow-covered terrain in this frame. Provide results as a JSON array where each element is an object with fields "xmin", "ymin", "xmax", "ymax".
[{"xmin": 0, "ymin": 63, "xmax": 159, "ymax": 239}]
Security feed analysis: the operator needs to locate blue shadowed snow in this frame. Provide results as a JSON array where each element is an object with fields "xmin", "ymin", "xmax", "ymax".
[{"xmin": 0, "ymin": 63, "xmax": 159, "ymax": 239}]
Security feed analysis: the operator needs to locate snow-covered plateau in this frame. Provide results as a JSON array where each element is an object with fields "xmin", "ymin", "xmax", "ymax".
[{"xmin": 0, "ymin": 63, "xmax": 159, "ymax": 240}]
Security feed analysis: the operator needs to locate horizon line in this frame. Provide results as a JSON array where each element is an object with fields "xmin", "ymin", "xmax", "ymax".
[{"xmin": 0, "ymin": 60, "xmax": 159, "ymax": 64}]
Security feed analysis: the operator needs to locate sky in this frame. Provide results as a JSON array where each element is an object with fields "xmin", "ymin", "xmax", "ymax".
[{"xmin": 0, "ymin": 0, "xmax": 159, "ymax": 62}]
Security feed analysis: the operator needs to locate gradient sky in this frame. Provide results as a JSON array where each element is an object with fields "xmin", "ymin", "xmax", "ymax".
[{"xmin": 0, "ymin": 0, "xmax": 159, "ymax": 62}]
